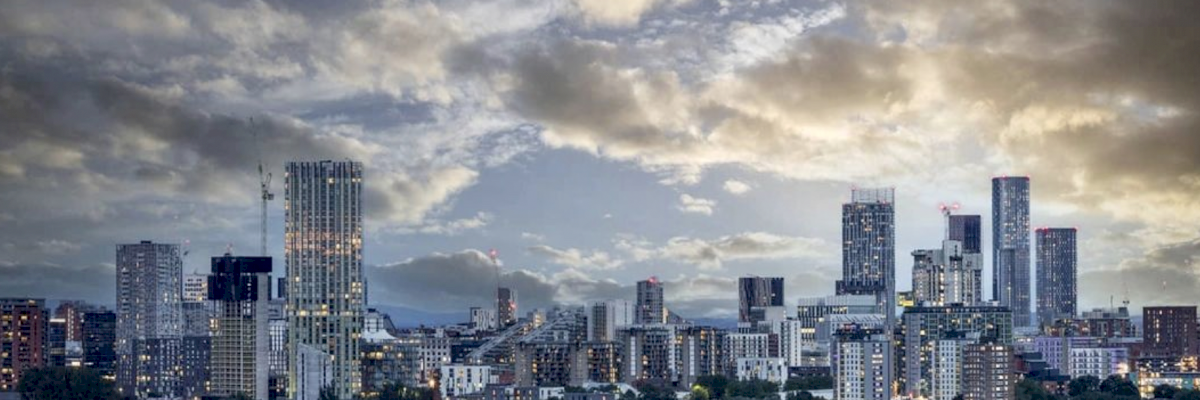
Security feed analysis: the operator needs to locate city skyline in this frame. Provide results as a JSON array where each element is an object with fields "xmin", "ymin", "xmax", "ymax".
[{"xmin": 1, "ymin": 0, "xmax": 1199, "ymax": 325}]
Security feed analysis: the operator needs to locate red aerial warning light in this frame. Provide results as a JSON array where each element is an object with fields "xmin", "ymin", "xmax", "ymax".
[{"xmin": 648, "ymin": 276, "xmax": 659, "ymax": 285}]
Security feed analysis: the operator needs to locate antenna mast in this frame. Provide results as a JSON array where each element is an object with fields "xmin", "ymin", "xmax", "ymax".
[{"xmin": 253, "ymin": 118, "xmax": 274, "ymax": 257}]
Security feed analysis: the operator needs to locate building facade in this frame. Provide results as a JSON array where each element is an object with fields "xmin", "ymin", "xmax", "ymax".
[
  {"xmin": 587, "ymin": 300, "xmax": 633, "ymax": 342},
  {"xmin": 285, "ymin": 160, "xmax": 365, "ymax": 400},
  {"xmin": 0, "ymin": 298, "xmax": 45, "ymax": 391},
  {"xmin": 838, "ymin": 188, "xmax": 896, "ymax": 330},
  {"xmin": 498, "ymin": 288, "xmax": 518, "ymax": 328},
  {"xmin": 899, "ymin": 305, "xmax": 1013, "ymax": 397},
  {"xmin": 82, "ymin": 310, "xmax": 117, "ymax": 380},
  {"xmin": 116, "ymin": 241, "xmax": 183, "ymax": 398},
  {"xmin": 992, "ymin": 177, "xmax": 1032, "ymax": 327},
  {"xmin": 962, "ymin": 342, "xmax": 1014, "ymax": 400},
  {"xmin": 1142, "ymin": 306, "xmax": 1198, "ymax": 358},
  {"xmin": 738, "ymin": 277, "xmax": 784, "ymax": 324},
  {"xmin": 1036, "ymin": 228, "xmax": 1077, "ymax": 326},
  {"xmin": 831, "ymin": 325, "xmax": 892, "ymax": 400},
  {"xmin": 208, "ymin": 254, "xmax": 272, "ymax": 399},
  {"xmin": 636, "ymin": 278, "xmax": 666, "ymax": 325}
]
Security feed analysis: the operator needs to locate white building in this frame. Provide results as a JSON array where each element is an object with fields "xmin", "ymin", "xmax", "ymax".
[
  {"xmin": 471, "ymin": 307, "xmax": 498, "ymax": 331},
  {"xmin": 832, "ymin": 328, "xmax": 892, "ymax": 400},
  {"xmin": 931, "ymin": 335, "xmax": 976, "ymax": 400},
  {"xmin": 295, "ymin": 343, "xmax": 332, "ymax": 400},
  {"xmin": 439, "ymin": 364, "xmax": 496, "ymax": 398},
  {"xmin": 736, "ymin": 357, "xmax": 787, "ymax": 383},
  {"xmin": 1068, "ymin": 346, "xmax": 1129, "ymax": 378}
]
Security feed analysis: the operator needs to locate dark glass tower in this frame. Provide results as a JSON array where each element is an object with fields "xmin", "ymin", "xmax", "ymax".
[
  {"xmin": 949, "ymin": 214, "xmax": 982, "ymax": 254},
  {"xmin": 837, "ymin": 188, "xmax": 896, "ymax": 329},
  {"xmin": 738, "ymin": 276, "xmax": 784, "ymax": 323},
  {"xmin": 992, "ymin": 177, "xmax": 1031, "ymax": 327},
  {"xmin": 1036, "ymin": 228, "xmax": 1077, "ymax": 326}
]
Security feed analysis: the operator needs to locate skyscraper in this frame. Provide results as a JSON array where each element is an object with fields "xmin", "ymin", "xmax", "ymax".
[
  {"xmin": 1036, "ymin": 228, "xmax": 1077, "ymax": 326},
  {"xmin": 285, "ymin": 161, "xmax": 365, "ymax": 400},
  {"xmin": 911, "ymin": 211, "xmax": 983, "ymax": 307},
  {"xmin": 636, "ymin": 278, "xmax": 666, "ymax": 324},
  {"xmin": 738, "ymin": 276, "xmax": 784, "ymax": 323},
  {"xmin": 899, "ymin": 305, "xmax": 1013, "ymax": 398},
  {"xmin": 838, "ymin": 188, "xmax": 896, "ymax": 329},
  {"xmin": 209, "ymin": 254, "xmax": 273, "ymax": 400},
  {"xmin": 992, "ymin": 177, "xmax": 1032, "ymax": 327},
  {"xmin": 116, "ymin": 241, "xmax": 183, "ymax": 398},
  {"xmin": 948, "ymin": 215, "xmax": 982, "ymax": 254},
  {"xmin": 497, "ymin": 287, "xmax": 518, "ymax": 328},
  {"xmin": 0, "ymin": 298, "xmax": 45, "ymax": 391}
]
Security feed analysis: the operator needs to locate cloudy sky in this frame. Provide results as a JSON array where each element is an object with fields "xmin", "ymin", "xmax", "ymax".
[{"xmin": 1, "ymin": 0, "xmax": 1197, "ymax": 321}]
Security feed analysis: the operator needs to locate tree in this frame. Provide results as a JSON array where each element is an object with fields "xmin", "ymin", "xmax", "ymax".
[
  {"xmin": 784, "ymin": 376, "xmax": 833, "ymax": 392},
  {"xmin": 1016, "ymin": 379, "xmax": 1055, "ymax": 400},
  {"xmin": 1070, "ymin": 376, "xmax": 1101, "ymax": 397},
  {"xmin": 1155, "ymin": 385, "xmax": 1178, "ymax": 399},
  {"xmin": 376, "ymin": 383, "xmax": 436, "ymax": 400},
  {"xmin": 1175, "ymin": 389, "xmax": 1200, "ymax": 400},
  {"xmin": 17, "ymin": 367, "xmax": 119, "ymax": 400},
  {"xmin": 1098, "ymin": 375, "xmax": 1138, "ymax": 397},
  {"xmin": 689, "ymin": 385, "xmax": 711, "ymax": 400},
  {"xmin": 227, "ymin": 394, "xmax": 254, "ymax": 400},
  {"xmin": 724, "ymin": 379, "xmax": 780, "ymax": 399},
  {"xmin": 695, "ymin": 375, "xmax": 730, "ymax": 400},
  {"xmin": 785, "ymin": 392, "xmax": 814, "ymax": 400}
]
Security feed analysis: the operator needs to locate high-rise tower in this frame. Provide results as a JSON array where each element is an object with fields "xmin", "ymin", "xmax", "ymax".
[
  {"xmin": 209, "ymin": 254, "xmax": 272, "ymax": 400},
  {"xmin": 838, "ymin": 188, "xmax": 896, "ymax": 329},
  {"xmin": 738, "ymin": 276, "xmax": 784, "ymax": 323},
  {"xmin": 115, "ymin": 241, "xmax": 183, "ymax": 398},
  {"xmin": 992, "ymin": 177, "xmax": 1031, "ymax": 327},
  {"xmin": 636, "ymin": 278, "xmax": 666, "ymax": 324},
  {"xmin": 1036, "ymin": 228, "xmax": 1077, "ymax": 326},
  {"xmin": 285, "ymin": 161, "xmax": 364, "ymax": 400}
]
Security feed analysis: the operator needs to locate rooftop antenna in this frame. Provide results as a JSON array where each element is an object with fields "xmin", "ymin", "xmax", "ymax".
[{"xmin": 252, "ymin": 118, "xmax": 274, "ymax": 257}]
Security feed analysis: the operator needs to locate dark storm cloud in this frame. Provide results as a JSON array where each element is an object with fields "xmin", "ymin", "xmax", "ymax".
[{"xmin": 1080, "ymin": 239, "xmax": 1200, "ymax": 307}]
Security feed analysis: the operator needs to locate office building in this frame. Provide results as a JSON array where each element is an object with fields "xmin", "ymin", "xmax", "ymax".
[
  {"xmin": 498, "ymin": 287, "xmax": 518, "ymax": 328},
  {"xmin": 1142, "ymin": 306, "xmax": 1198, "ymax": 358},
  {"xmin": 838, "ymin": 188, "xmax": 896, "ymax": 329},
  {"xmin": 962, "ymin": 341, "xmax": 1015, "ymax": 400},
  {"xmin": 831, "ymin": 324, "xmax": 892, "ymax": 400},
  {"xmin": 0, "ymin": 298, "xmax": 45, "ymax": 391},
  {"xmin": 285, "ymin": 160, "xmax": 365, "ymax": 400},
  {"xmin": 81, "ymin": 310, "xmax": 117, "ymax": 380},
  {"xmin": 47, "ymin": 318, "xmax": 68, "ymax": 367},
  {"xmin": 899, "ymin": 305, "xmax": 1013, "ymax": 397},
  {"xmin": 738, "ymin": 277, "xmax": 784, "ymax": 324},
  {"xmin": 1036, "ymin": 228, "xmax": 1077, "ymax": 326},
  {"xmin": 636, "ymin": 278, "xmax": 666, "ymax": 325},
  {"xmin": 116, "ymin": 241, "xmax": 183, "ymax": 398},
  {"xmin": 992, "ymin": 176, "xmax": 1032, "ymax": 327},
  {"xmin": 587, "ymin": 300, "xmax": 633, "ymax": 342},
  {"xmin": 208, "ymin": 254, "xmax": 272, "ymax": 399}
]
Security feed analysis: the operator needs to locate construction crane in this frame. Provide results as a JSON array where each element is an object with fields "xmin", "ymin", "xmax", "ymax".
[{"xmin": 253, "ymin": 118, "xmax": 274, "ymax": 257}]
